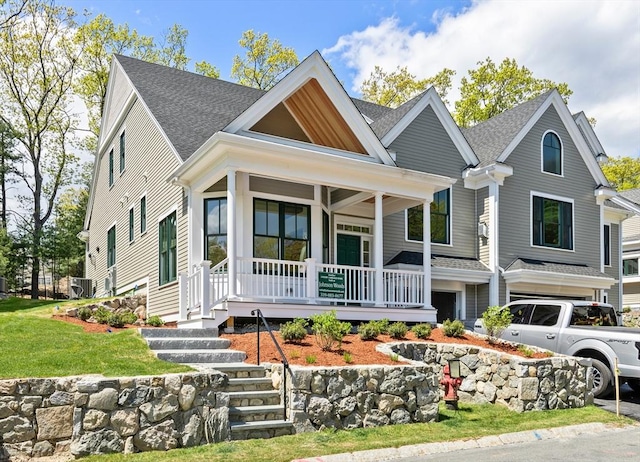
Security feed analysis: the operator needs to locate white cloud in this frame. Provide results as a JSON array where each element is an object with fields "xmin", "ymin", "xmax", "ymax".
[{"xmin": 324, "ymin": 0, "xmax": 640, "ymax": 157}]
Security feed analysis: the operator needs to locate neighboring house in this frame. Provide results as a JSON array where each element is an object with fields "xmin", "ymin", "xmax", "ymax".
[
  {"xmin": 82, "ymin": 52, "xmax": 629, "ymax": 329},
  {"xmin": 618, "ymin": 189, "xmax": 640, "ymax": 309}
]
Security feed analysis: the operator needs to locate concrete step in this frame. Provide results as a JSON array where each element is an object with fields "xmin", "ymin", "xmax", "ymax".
[
  {"xmin": 139, "ymin": 327, "xmax": 220, "ymax": 338},
  {"xmin": 228, "ymin": 390, "xmax": 282, "ymax": 407},
  {"xmin": 229, "ymin": 404, "xmax": 285, "ymax": 419},
  {"xmin": 187, "ymin": 363, "xmax": 267, "ymax": 378},
  {"xmin": 145, "ymin": 338, "xmax": 231, "ymax": 350},
  {"xmin": 155, "ymin": 349, "xmax": 246, "ymax": 364},
  {"xmin": 226, "ymin": 377, "xmax": 274, "ymax": 392},
  {"xmin": 229, "ymin": 419, "xmax": 294, "ymax": 440}
]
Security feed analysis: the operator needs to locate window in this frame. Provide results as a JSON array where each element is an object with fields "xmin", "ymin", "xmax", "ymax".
[
  {"xmin": 542, "ymin": 132, "xmax": 562, "ymax": 175},
  {"xmin": 205, "ymin": 198, "xmax": 227, "ymax": 265},
  {"xmin": 407, "ymin": 188, "xmax": 451, "ymax": 244},
  {"xmin": 322, "ymin": 211, "xmax": 329, "ymax": 264},
  {"xmin": 532, "ymin": 195, "xmax": 573, "ymax": 250},
  {"xmin": 108, "ymin": 149, "xmax": 114, "ymax": 186},
  {"xmin": 603, "ymin": 224, "xmax": 610, "ymax": 266},
  {"xmin": 529, "ymin": 304, "xmax": 561, "ymax": 326},
  {"xmin": 129, "ymin": 207, "xmax": 134, "ymax": 242},
  {"xmin": 119, "ymin": 131, "xmax": 125, "ymax": 173},
  {"xmin": 254, "ymin": 199, "xmax": 310, "ymax": 261},
  {"xmin": 623, "ymin": 258, "xmax": 639, "ymax": 276},
  {"xmin": 159, "ymin": 212, "xmax": 177, "ymax": 285},
  {"xmin": 107, "ymin": 225, "xmax": 116, "ymax": 268},
  {"xmin": 140, "ymin": 196, "xmax": 147, "ymax": 234}
]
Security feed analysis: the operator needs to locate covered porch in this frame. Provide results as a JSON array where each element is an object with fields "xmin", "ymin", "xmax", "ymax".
[{"xmin": 170, "ymin": 133, "xmax": 456, "ymax": 328}]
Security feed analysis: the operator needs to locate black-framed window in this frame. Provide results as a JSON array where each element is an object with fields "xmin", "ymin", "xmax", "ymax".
[
  {"xmin": 159, "ymin": 212, "xmax": 177, "ymax": 285},
  {"xmin": 623, "ymin": 258, "xmax": 639, "ymax": 276},
  {"xmin": 604, "ymin": 224, "xmax": 610, "ymax": 266},
  {"xmin": 323, "ymin": 211, "xmax": 329, "ymax": 263},
  {"xmin": 107, "ymin": 225, "xmax": 116, "ymax": 268},
  {"xmin": 542, "ymin": 132, "xmax": 561, "ymax": 175},
  {"xmin": 407, "ymin": 188, "xmax": 450, "ymax": 244},
  {"xmin": 119, "ymin": 131, "xmax": 126, "ymax": 173},
  {"xmin": 129, "ymin": 207, "xmax": 134, "ymax": 242},
  {"xmin": 254, "ymin": 199, "xmax": 310, "ymax": 261},
  {"xmin": 205, "ymin": 198, "xmax": 227, "ymax": 265},
  {"xmin": 140, "ymin": 196, "xmax": 147, "ymax": 234},
  {"xmin": 108, "ymin": 149, "xmax": 114, "ymax": 186},
  {"xmin": 532, "ymin": 195, "xmax": 573, "ymax": 250}
]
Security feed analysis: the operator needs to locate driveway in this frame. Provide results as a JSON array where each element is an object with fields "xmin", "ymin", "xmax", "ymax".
[{"xmin": 594, "ymin": 382, "xmax": 640, "ymax": 421}]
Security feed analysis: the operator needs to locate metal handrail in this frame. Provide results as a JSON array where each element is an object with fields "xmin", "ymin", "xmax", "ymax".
[{"xmin": 251, "ymin": 309, "xmax": 290, "ymax": 420}]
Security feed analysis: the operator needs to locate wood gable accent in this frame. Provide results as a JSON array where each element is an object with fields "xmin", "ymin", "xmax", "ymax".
[{"xmin": 250, "ymin": 78, "xmax": 367, "ymax": 155}]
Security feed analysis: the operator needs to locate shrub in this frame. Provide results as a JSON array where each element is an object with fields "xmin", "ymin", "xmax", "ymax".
[
  {"xmin": 343, "ymin": 352, "xmax": 353, "ymax": 363},
  {"xmin": 390, "ymin": 353, "xmax": 400, "ymax": 362},
  {"xmin": 280, "ymin": 318, "xmax": 308, "ymax": 343},
  {"xmin": 442, "ymin": 319, "xmax": 465, "ymax": 337},
  {"xmin": 517, "ymin": 344, "xmax": 534, "ymax": 358},
  {"xmin": 310, "ymin": 310, "xmax": 351, "ymax": 351},
  {"xmin": 371, "ymin": 318, "xmax": 390, "ymax": 335},
  {"xmin": 146, "ymin": 315, "xmax": 165, "ymax": 327},
  {"xmin": 482, "ymin": 305, "xmax": 513, "ymax": 343},
  {"xmin": 120, "ymin": 311, "xmax": 138, "ymax": 325},
  {"xmin": 305, "ymin": 354, "xmax": 317, "ymax": 364},
  {"xmin": 388, "ymin": 321, "xmax": 408, "ymax": 339},
  {"xmin": 623, "ymin": 306, "xmax": 631, "ymax": 313},
  {"xmin": 358, "ymin": 321, "xmax": 381, "ymax": 340},
  {"xmin": 411, "ymin": 323, "xmax": 432, "ymax": 339},
  {"xmin": 290, "ymin": 350, "xmax": 300, "ymax": 360},
  {"xmin": 94, "ymin": 306, "xmax": 111, "ymax": 324},
  {"xmin": 106, "ymin": 313, "xmax": 125, "ymax": 328},
  {"xmin": 77, "ymin": 307, "xmax": 92, "ymax": 321}
]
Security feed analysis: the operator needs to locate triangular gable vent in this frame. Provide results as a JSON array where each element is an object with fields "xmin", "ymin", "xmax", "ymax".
[{"xmin": 250, "ymin": 78, "xmax": 367, "ymax": 155}]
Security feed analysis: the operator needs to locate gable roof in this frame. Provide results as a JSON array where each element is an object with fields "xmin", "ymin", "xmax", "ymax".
[
  {"xmin": 115, "ymin": 54, "xmax": 265, "ymax": 161},
  {"xmin": 619, "ymin": 188, "xmax": 640, "ymax": 206},
  {"xmin": 461, "ymin": 90, "xmax": 551, "ymax": 166}
]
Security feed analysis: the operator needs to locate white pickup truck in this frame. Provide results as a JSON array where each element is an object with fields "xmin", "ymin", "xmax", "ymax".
[{"xmin": 473, "ymin": 300, "xmax": 640, "ymax": 398}]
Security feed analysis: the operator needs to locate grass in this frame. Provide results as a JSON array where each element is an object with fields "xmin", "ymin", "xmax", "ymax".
[
  {"xmin": 81, "ymin": 403, "xmax": 633, "ymax": 462},
  {"xmin": 0, "ymin": 297, "xmax": 192, "ymax": 378}
]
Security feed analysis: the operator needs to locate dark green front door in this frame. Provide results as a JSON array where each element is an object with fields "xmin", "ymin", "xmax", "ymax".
[{"xmin": 337, "ymin": 234, "xmax": 360, "ymax": 266}]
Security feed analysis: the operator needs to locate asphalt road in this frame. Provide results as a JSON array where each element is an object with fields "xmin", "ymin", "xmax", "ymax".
[{"xmin": 594, "ymin": 382, "xmax": 640, "ymax": 421}]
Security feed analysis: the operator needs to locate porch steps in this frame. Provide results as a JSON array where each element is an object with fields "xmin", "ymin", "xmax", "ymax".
[{"xmin": 139, "ymin": 328, "xmax": 246, "ymax": 364}]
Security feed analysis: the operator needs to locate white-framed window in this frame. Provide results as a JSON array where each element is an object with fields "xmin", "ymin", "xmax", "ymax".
[
  {"xmin": 129, "ymin": 206, "xmax": 135, "ymax": 243},
  {"xmin": 406, "ymin": 188, "xmax": 451, "ymax": 245},
  {"xmin": 140, "ymin": 194, "xmax": 147, "ymax": 234},
  {"xmin": 108, "ymin": 149, "xmax": 114, "ymax": 187},
  {"xmin": 119, "ymin": 130, "xmax": 126, "ymax": 174},
  {"xmin": 253, "ymin": 198, "xmax": 310, "ymax": 261},
  {"xmin": 623, "ymin": 257, "xmax": 639, "ymax": 276},
  {"xmin": 531, "ymin": 192, "xmax": 574, "ymax": 250},
  {"xmin": 541, "ymin": 130, "xmax": 562, "ymax": 176}
]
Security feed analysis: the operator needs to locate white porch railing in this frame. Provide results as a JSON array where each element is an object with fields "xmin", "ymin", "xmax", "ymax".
[{"xmin": 179, "ymin": 258, "xmax": 425, "ymax": 320}]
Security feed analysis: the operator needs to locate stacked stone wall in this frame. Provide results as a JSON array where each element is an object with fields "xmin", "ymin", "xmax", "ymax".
[{"xmin": 382, "ymin": 342, "xmax": 593, "ymax": 412}]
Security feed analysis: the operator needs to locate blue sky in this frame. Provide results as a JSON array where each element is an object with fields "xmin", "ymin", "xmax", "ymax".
[{"xmin": 67, "ymin": 0, "xmax": 639, "ymax": 158}]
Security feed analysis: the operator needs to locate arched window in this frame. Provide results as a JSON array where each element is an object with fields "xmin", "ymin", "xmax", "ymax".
[{"xmin": 542, "ymin": 132, "xmax": 562, "ymax": 175}]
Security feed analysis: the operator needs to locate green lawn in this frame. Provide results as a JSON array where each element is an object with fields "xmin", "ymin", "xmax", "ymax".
[
  {"xmin": 82, "ymin": 403, "xmax": 634, "ymax": 462},
  {"xmin": 0, "ymin": 297, "xmax": 191, "ymax": 378}
]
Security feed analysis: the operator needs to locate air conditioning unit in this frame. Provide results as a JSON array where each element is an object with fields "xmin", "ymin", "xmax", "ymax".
[
  {"xmin": 105, "ymin": 266, "xmax": 117, "ymax": 295},
  {"xmin": 70, "ymin": 277, "xmax": 92, "ymax": 299}
]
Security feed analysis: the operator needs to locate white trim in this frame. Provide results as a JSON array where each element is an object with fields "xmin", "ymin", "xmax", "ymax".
[
  {"xmin": 139, "ymin": 193, "xmax": 148, "ymax": 235},
  {"xmin": 157, "ymin": 204, "xmax": 179, "ymax": 223},
  {"xmin": 540, "ymin": 130, "xmax": 564, "ymax": 177},
  {"xmin": 118, "ymin": 128, "xmax": 127, "ymax": 176},
  {"xmin": 502, "ymin": 269, "xmax": 614, "ymax": 290},
  {"xmin": 603, "ymin": 222, "xmax": 611, "ymax": 268},
  {"xmin": 380, "ymin": 87, "xmax": 479, "ymax": 167},
  {"xmin": 574, "ymin": 111, "xmax": 606, "ymax": 158},
  {"xmin": 530, "ymin": 191, "xmax": 575, "ymax": 252}
]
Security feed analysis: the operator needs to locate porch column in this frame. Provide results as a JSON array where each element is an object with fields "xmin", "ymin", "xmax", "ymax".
[
  {"xmin": 311, "ymin": 185, "xmax": 323, "ymax": 262},
  {"xmin": 374, "ymin": 192, "xmax": 384, "ymax": 306},
  {"xmin": 423, "ymin": 197, "xmax": 432, "ymax": 309},
  {"xmin": 488, "ymin": 180, "xmax": 499, "ymax": 306},
  {"xmin": 227, "ymin": 169, "xmax": 237, "ymax": 298},
  {"xmin": 189, "ymin": 189, "xmax": 204, "ymax": 270}
]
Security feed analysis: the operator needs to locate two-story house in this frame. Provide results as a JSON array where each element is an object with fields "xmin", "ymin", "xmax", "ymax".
[
  {"xmin": 619, "ymin": 189, "xmax": 640, "ymax": 309},
  {"xmin": 82, "ymin": 52, "xmax": 628, "ymax": 330}
]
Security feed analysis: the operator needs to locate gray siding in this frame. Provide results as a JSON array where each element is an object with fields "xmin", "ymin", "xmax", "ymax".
[
  {"xmin": 477, "ymin": 188, "xmax": 489, "ymax": 265},
  {"xmin": 331, "ymin": 188, "xmax": 359, "ymax": 204},
  {"xmin": 250, "ymin": 177, "xmax": 314, "ymax": 200},
  {"xmin": 471, "ymin": 284, "xmax": 490, "ymax": 320},
  {"xmin": 385, "ymin": 106, "xmax": 475, "ymax": 260},
  {"xmin": 498, "ymin": 107, "xmax": 601, "ymax": 270},
  {"xmin": 87, "ymin": 98, "xmax": 186, "ymax": 317}
]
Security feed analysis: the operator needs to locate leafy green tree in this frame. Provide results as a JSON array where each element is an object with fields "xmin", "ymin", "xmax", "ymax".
[
  {"xmin": 152, "ymin": 23, "xmax": 189, "ymax": 70},
  {"xmin": 0, "ymin": 121, "xmax": 17, "ymax": 229},
  {"xmin": 360, "ymin": 65, "xmax": 455, "ymax": 108},
  {"xmin": 0, "ymin": 0, "xmax": 82, "ymax": 298},
  {"xmin": 0, "ymin": 0, "xmax": 27, "ymax": 29},
  {"xmin": 194, "ymin": 60, "xmax": 220, "ymax": 78},
  {"xmin": 601, "ymin": 156, "xmax": 640, "ymax": 191},
  {"xmin": 481, "ymin": 305, "xmax": 513, "ymax": 344},
  {"xmin": 454, "ymin": 57, "xmax": 572, "ymax": 127},
  {"xmin": 231, "ymin": 30, "xmax": 298, "ymax": 90}
]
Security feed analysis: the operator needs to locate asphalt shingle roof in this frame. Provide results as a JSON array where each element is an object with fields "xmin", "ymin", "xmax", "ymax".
[
  {"xmin": 386, "ymin": 251, "xmax": 491, "ymax": 272},
  {"xmin": 619, "ymin": 188, "xmax": 640, "ymax": 206},
  {"xmin": 116, "ymin": 54, "xmax": 266, "ymax": 161},
  {"xmin": 504, "ymin": 258, "xmax": 610, "ymax": 278},
  {"xmin": 369, "ymin": 92, "xmax": 428, "ymax": 140},
  {"xmin": 461, "ymin": 90, "xmax": 552, "ymax": 166}
]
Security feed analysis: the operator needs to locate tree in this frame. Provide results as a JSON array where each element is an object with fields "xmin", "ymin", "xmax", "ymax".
[
  {"xmin": 0, "ymin": 0, "xmax": 82, "ymax": 298},
  {"xmin": 0, "ymin": 0, "xmax": 27, "ymax": 29},
  {"xmin": 231, "ymin": 30, "xmax": 298, "ymax": 90},
  {"xmin": 360, "ymin": 65, "xmax": 455, "ymax": 108},
  {"xmin": 194, "ymin": 60, "xmax": 220, "ymax": 78},
  {"xmin": 151, "ymin": 23, "xmax": 189, "ymax": 70},
  {"xmin": 601, "ymin": 156, "xmax": 640, "ymax": 191},
  {"xmin": 454, "ymin": 57, "xmax": 572, "ymax": 127},
  {"xmin": 0, "ymin": 121, "xmax": 17, "ymax": 229}
]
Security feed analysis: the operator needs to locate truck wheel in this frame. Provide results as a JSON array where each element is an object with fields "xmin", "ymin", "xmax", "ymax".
[
  {"xmin": 590, "ymin": 359, "xmax": 613, "ymax": 398},
  {"xmin": 627, "ymin": 378, "xmax": 640, "ymax": 394}
]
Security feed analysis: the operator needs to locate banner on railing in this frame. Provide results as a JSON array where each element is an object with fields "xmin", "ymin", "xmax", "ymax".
[{"xmin": 318, "ymin": 271, "xmax": 345, "ymax": 299}]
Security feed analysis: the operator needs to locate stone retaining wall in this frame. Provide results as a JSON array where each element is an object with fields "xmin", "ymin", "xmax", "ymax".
[
  {"xmin": 64, "ymin": 295, "xmax": 148, "ymax": 325},
  {"xmin": 268, "ymin": 364, "xmax": 441, "ymax": 433},
  {"xmin": 0, "ymin": 372, "xmax": 230, "ymax": 460},
  {"xmin": 381, "ymin": 342, "xmax": 593, "ymax": 412}
]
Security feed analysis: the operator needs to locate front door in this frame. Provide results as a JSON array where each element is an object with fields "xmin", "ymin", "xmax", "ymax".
[
  {"xmin": 337, "ymin": 234, "xmax": 361, "ymax": 266},
  {"xmin": 433, "ymin": 291, "xmax": 457, "ymax": 323}
]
